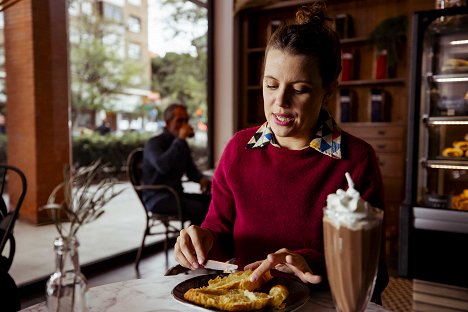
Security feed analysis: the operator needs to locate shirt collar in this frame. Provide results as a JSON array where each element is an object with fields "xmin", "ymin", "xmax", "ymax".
[{"xmin": 246, "ymin": 109, "xmax": 342, "ymax": 159}]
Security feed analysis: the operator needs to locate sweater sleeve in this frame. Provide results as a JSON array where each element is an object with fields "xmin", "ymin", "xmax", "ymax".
[
  {"xmin": 201, "ymin": 137, "xmax": 237, "ymax": 261},
  {"xmin": 353, "ymin": 146, "xmax": 385, "ymax": 210}
]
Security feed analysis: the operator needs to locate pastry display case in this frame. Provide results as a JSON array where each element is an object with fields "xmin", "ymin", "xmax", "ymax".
[{"xmin": 399, "ymin": 6, "xmax": 468, "ymax": 287}]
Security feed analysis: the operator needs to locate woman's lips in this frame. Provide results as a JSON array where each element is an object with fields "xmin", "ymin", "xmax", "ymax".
[{"xmin": 272, "ymin": 113, "xmax": 294, "ymax": 126}]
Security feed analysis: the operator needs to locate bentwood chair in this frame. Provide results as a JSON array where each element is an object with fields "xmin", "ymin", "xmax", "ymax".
[
  {"xmin": 0, "ymin": 164, "xmax": 27, "ymax": 272},
  {"xmin": 127, "ymin": 148, "xmax": 186, "ymax": 273}
]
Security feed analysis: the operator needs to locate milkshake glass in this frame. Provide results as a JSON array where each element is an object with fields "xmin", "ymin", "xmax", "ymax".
[{"xmin": 323, "ymin": 173, "xmax": 384, "ymax": 312}]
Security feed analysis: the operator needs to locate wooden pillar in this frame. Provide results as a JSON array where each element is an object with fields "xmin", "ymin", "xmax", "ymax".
[{"xmin": 4, "ymin": 0, "xmax": 70, "ymax": 224}]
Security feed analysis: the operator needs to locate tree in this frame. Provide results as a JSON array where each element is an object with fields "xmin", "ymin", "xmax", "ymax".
[
  {"xmin": 69, "ymin": 3, "xmax": 141, "ymax": 125},
  {"xmin": 151, "ymin": 52, "xmax": 205, "ymax": 111},
  {"xmin": 151, "ymin": 0, "xmax": 207, "ymax": 115}
]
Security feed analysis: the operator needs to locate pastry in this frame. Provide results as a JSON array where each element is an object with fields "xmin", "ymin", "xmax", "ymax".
[
  {"xmin": 442, "ymin": 147, "xmax": 463, "ymax": 157},
  {"xmin": 269, "ymin": 284, "xmax": 289, "ymax": 308},
  {"xmin": 207, "ymin": 269, "xmax": 272, "ymax": 291},
  {"xmin": 453, "ymin": 141, "xmax": 468, "ymax": 151},
  {"xmin": 452, "ymin": 189, "xmax": 468, "ymax": 211},
  {"xmin": 184, "ymin": 270, "xmax": 289, "ymax": 311},
  {"xmin": 184, "ymin": 288, "xmax": 271, "ymax": 311},
  {"xmin": 444, "ymin": 58, "xmax": 468, "ymax": 67},
  {"xmin": 442, "ymin": 58, "xmax": 468, "ymax": 72}
]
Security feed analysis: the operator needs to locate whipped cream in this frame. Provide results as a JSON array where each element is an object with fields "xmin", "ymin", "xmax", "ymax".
[{"xmin": 324, "ymin": 172, "xmax": 382, "ymax": 230}]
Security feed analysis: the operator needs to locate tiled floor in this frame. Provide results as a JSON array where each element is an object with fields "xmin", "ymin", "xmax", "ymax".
[{"xmin": 10, "ymin": 182, "xmax": 413, "ymax": 311}]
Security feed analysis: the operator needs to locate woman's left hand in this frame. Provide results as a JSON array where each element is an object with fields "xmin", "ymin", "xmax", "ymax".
[{"xmin": 244, "ymin": 248, "xmax": 322, "ymax": 284}]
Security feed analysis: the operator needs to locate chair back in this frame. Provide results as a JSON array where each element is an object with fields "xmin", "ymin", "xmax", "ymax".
[
  {"xmin": 126, "ymin": 147, "xmax": 183, "ymax": 219},
  {"xmin": 126, "ymin": 147, "xmax": 185, "ymax": 272},
  {"xmin": 0, "ymin": 164, "xmax": 27, "ymax": 272},
  {"xmin": 127, "ymin": 147, "xmax": 145, "ymax": 200}
]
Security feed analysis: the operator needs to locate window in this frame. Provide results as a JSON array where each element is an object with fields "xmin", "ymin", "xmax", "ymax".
[
  {"xmin": 127, "ymin": 15, "xmax": 141, "ymax": 33},
  {"xmin": 128, "ymin": 42, "xmax": 141, "ymax": 59},
  {"xmin": 129, "ymin": 75, "xmax": 142, "ymax": 86},
  {"xmin": 103, "ymin": 34, "xmax": 125, "ymax": 58},
  {"xmin": 69, "ymin": 27, "xmax": 80, "ymax": 44},
  {"xmin": 128, "ymin": 0, "xmax": 141, "ymax": 6},
  {"xmin": 100, "ymin": 2, "xmax": 124, "ymax": 23},
  {"xmin": 81, "ymin": 1, "xmax": 93, "ymax": 15},
  {"xmin": 68, "ymin": 2, "xmax": 80, "ymax": 16}
]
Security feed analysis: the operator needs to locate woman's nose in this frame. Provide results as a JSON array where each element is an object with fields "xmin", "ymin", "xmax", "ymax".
[{"xmin": 275, "ymin": 88, "xmax": 291, "ymax": 107}]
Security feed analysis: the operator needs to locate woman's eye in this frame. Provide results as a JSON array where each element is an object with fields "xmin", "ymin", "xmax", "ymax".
[
  {"xmin": 294, "ymin": 89, "xmax": 307, "ymax": 94},
  {"xmin": 266, "ymin": 84, "xmax": 277, "ymax": 89},
  {"xmin": 293, "ymin": 86, "xmax": 311, "ymax": 94}
]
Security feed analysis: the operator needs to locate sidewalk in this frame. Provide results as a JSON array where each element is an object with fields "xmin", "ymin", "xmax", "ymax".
[{"xmin": 10, "ymin": 181, "xmax": 198, "ymax": 287}]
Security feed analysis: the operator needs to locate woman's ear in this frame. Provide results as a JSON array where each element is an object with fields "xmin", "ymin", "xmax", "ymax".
[{"xmin": 322, "ymin": 81, "xmax": 339, "ymax": 104}]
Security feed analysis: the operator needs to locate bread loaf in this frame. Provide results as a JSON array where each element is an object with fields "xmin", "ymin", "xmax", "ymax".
[{"xmin": 183, "ymin": 270, "xmax": 289, "ymax": 311}]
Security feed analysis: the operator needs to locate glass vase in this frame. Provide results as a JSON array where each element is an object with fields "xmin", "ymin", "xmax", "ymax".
[{"xmin": 46, "ymin": 236, "xmax": 88, "ymax": 312}]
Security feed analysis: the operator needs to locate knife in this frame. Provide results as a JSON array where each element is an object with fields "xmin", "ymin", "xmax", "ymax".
[{"xmin": 203, "ymin": 260, "xmax": 238, "ymax": 272}]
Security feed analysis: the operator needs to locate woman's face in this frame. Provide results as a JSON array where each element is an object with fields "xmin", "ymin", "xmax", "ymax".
[{"xmin": 263, "ymin": 49, "xmax": 330, "ymax": 150}]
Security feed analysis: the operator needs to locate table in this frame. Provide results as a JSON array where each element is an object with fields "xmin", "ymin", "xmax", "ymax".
[{"xmin": 21, "ymin": 273, "xmax": 389, "ymax": 312}]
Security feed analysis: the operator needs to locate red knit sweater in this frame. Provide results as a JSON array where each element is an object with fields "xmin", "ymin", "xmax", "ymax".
[{"xmin": 202, "ymin": 126, "xmax": 384, "ymax": 277}]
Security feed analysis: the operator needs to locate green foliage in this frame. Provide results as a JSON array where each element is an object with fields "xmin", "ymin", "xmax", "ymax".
[
  {"xmin": 69, "ymin": 8, "xmax": 142, "ymax": 112},
  {"xmin": 368, "ymin": 15, "xmax": 408, "ymax": 69},
  {"xmin": 160, "ymin": 0, "xmax": 207, "ymax": 37},
  {"xmin": 151, "ymin": 52, "xmax": 207, "ymax": 113},
  {"xmin": 0, "ymin": 132, "xmax": 150, "ymax": 174},
  {"xmin": 152, "ymin": 0, "xmax": 208, "ymax": 115},
  {"xmin": 72, "ymin": 132, "xmax": 152, "ymax": 173}
]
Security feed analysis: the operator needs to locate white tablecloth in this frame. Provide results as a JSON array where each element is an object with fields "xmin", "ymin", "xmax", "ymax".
[{"xmin": 21, "ymin": 273, "xmax": 389, "ymax": 312}]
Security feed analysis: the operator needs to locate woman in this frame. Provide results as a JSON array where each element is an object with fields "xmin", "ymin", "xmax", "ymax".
[{"xmin": 174, "ymin": 1, "xmax": 388, "ymax": 301}]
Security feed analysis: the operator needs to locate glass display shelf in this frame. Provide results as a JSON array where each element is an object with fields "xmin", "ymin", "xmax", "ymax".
[
  {"xmin": 432, "ymin": 73, "xmax": 468, "ymax": 82},
  {"xmin": 423, "ymin": 115, "xmax": 468, "ymax": 125},
  {"xmin": 413, "ymin": 206, "xmax": 468, "ymax": 234},
  {"xmin": 423, "ymin": 159, "xmax": 468, "ymax": 170}
]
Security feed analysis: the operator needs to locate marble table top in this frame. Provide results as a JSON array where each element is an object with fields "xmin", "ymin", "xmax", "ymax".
[{"xmin": 21, "ymin": 273, "xmax": 389, "ymax": 312}]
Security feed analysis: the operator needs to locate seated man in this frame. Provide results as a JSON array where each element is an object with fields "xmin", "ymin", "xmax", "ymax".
[{"xmin": 142, "ymin": 103, "xmax": 211, "ymax": 226}]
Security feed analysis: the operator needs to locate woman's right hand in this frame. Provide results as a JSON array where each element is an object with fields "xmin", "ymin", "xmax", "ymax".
[{"xmin": 174, "ymin": 225, "xmax": 214, "ymax": 270}]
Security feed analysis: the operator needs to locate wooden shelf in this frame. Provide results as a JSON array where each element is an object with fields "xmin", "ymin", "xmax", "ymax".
[
  {"xmin": 339, "ymin": 78, "xmax": 406, "ymax": 86},
  {"xmin": 339, "ymin": 121, "xmax": 405, "ymax": 127},
  {"xmin": 247, "ymin": 47, "xmax": 265, "ymax": 53},
  {"xmin": 340, "ymin": 37, "xmax": 368, "ymax": 44}
]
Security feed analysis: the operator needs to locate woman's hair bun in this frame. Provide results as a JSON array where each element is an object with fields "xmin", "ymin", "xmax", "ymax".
[{"xmin": 296, "ymin": 1, "xmax": 328, "ymax": 26}]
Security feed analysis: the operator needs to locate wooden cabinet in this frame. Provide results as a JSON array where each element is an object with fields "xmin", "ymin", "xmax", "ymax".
[
  {"xmin": 235, "ymin": 0, "xmax": 434, "ymax": 263},
  {"xmin": 341, "ymin": 123, "xmax": 405, "ymax": 259}
]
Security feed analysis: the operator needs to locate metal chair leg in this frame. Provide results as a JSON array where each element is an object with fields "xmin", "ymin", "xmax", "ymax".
[
  {"xmin": 164, "ymin": 224, "xmax": 170, "ymax": 270},
  {"xmin": 135, "ymin": 229, "xmax": 148, "ymax": 272}
]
